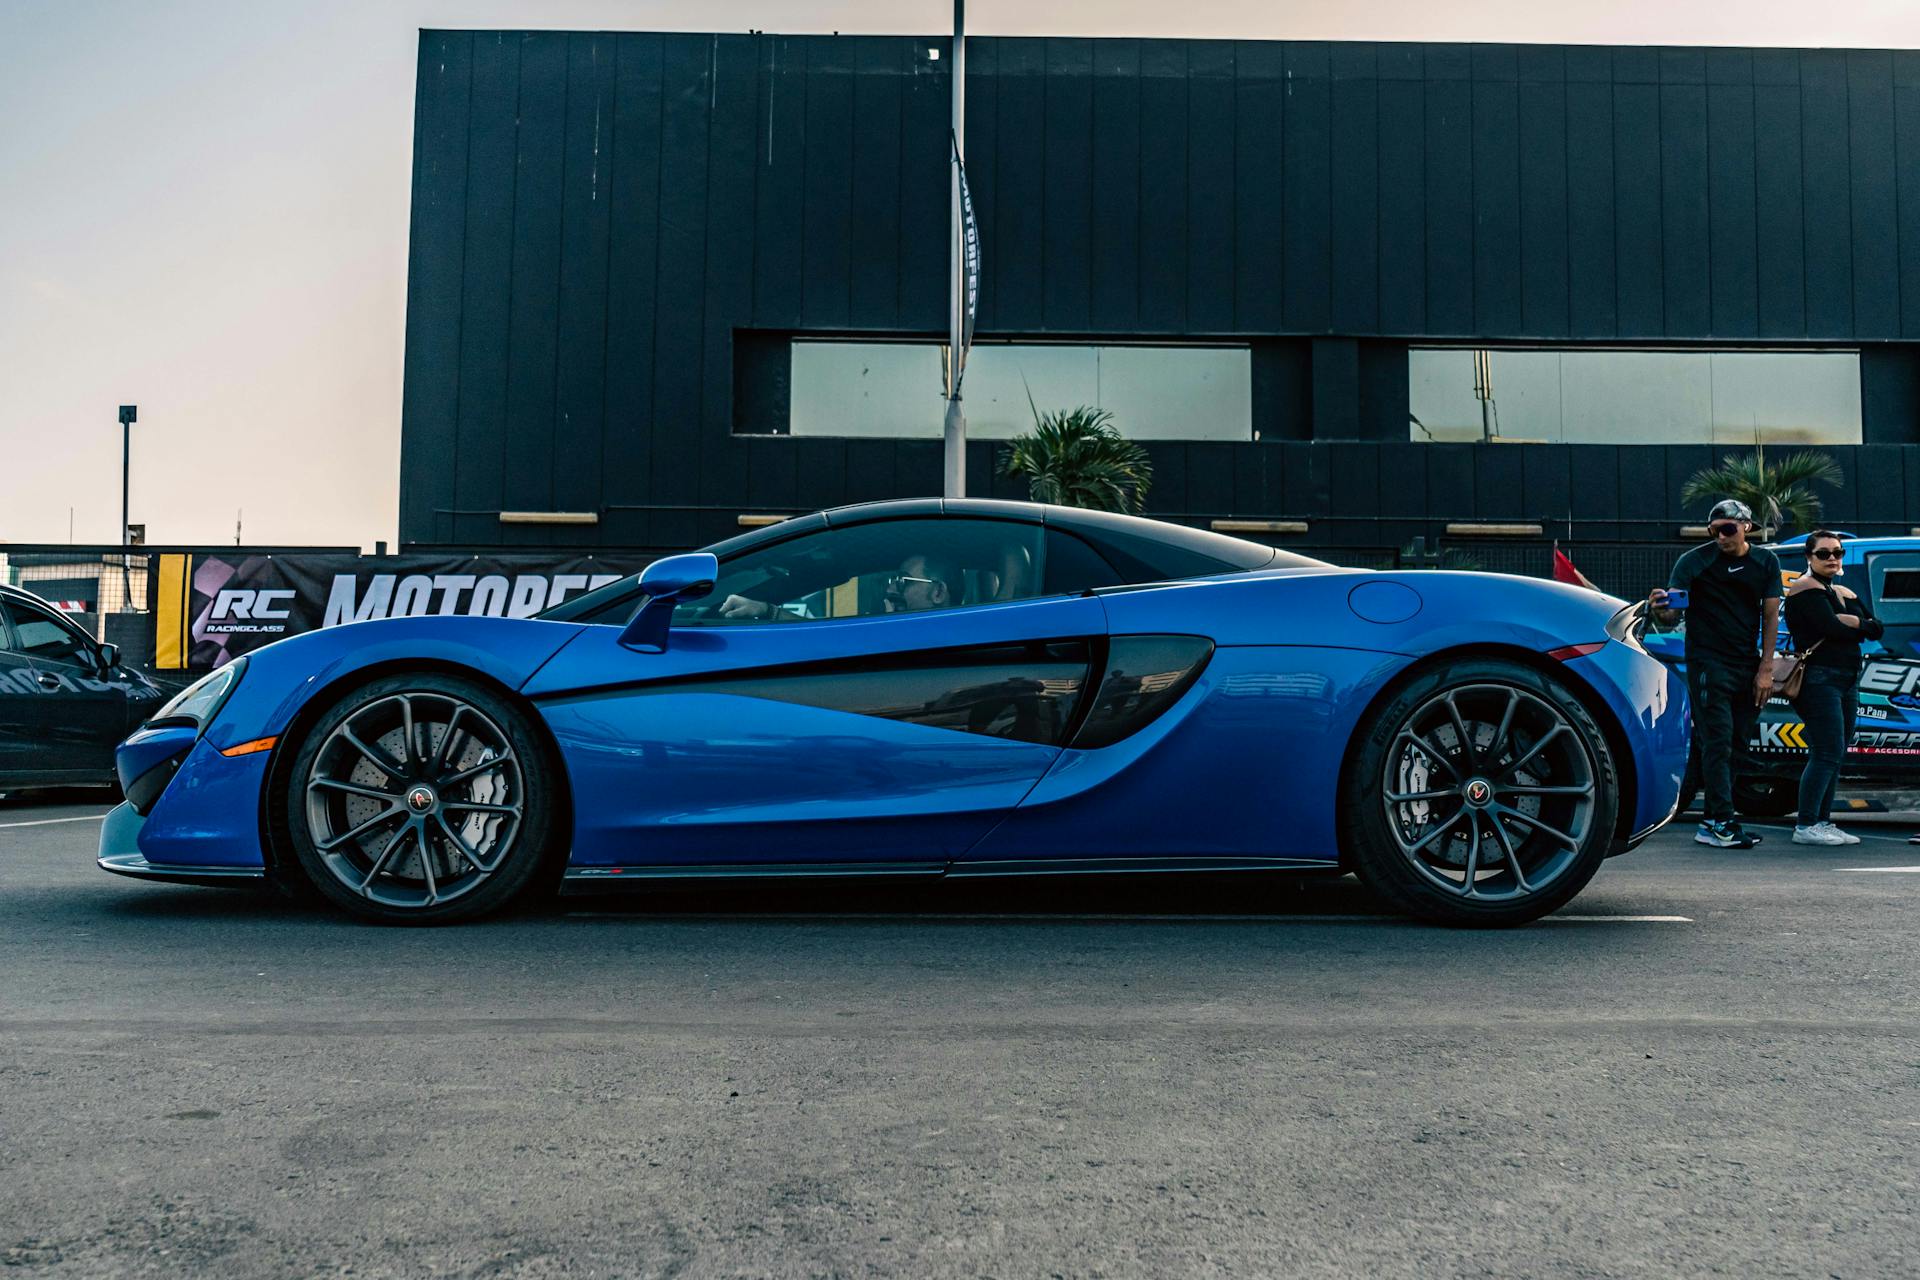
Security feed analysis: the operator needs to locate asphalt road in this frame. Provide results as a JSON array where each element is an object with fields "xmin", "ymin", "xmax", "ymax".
[{"xmin": 2, "ymin": 794, "xmax": 1916, "ymax": 1279}]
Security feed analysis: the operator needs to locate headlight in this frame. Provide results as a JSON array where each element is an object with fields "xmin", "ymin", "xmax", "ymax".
[{"xmin": 151, "ymin": 657, "xmax": 247, "ymax": 732}]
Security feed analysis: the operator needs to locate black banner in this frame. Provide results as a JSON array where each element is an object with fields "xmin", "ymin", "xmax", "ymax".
[
  {"xmin": 953, "ymin": 131, "xmax": 980, "ymax": 391},
  {"xmin": 183, "ymin": 553, "xmax": 648, "ymax": 670}
]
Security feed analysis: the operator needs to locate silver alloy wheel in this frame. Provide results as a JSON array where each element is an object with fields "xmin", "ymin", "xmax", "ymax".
[
  {"xmin": 1380, "ymin": 682, "xmax": 1597, "ymax": 902},
  {"xmin": 303, "ymin": 692, "xmax": 523, "ymax": 910}
]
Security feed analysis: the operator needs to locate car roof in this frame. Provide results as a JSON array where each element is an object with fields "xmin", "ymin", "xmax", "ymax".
[
  {"xmin": 1768, "ymin": 534, "xmax": 1920, "ymax": 555},
  {"xmin": 810, "ymin": 498, "xmax": 1326, "ymax": 570},
  {"xmin": 539, "ymin": 500, "xmax": 1322, "ymax": 623}
]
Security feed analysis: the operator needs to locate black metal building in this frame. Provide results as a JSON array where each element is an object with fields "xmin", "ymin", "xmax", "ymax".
[{"xmin": 398, "ymin": 30, "xmax": 1920, "ymax": 568}]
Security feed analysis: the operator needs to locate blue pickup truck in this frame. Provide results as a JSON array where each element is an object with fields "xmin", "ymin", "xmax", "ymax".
[{"xmin": 1640, "ymin": 534, "xmax": 1920, "ymax": 816}]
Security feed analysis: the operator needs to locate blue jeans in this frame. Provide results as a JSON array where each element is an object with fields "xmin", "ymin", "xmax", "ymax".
[{"xmin": 1793, "ymin": 666, "xmax": 1858, "ymax": 828}]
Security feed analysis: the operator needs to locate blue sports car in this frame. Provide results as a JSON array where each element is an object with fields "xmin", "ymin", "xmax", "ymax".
[{"xmin": 100, "ymin": 500, "xmax": 1687, "ymax": 926}]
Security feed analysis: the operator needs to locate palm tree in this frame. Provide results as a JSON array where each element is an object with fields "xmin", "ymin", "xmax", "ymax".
[
  {"xmin": 1681, "ymin": 443, "xmax": 1842, "ymax": 537},
  {"xmin": 998, "ymin": 405, "xmax": 1153, "ymax": 514}
]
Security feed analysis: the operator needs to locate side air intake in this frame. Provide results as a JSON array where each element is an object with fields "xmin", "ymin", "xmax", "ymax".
[{"xmin": 1068, "ymin": 635, "xmax": 1215, "ymax": 751}]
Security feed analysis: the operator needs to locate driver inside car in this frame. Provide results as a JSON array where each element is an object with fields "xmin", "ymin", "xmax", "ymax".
[
  {"xmin": 715, "ymin": 552, "xmax": 963, "ymax": 620},
  {"xmin": 881, "ymin": 553, "xmax": 961, "ymax": 613}
]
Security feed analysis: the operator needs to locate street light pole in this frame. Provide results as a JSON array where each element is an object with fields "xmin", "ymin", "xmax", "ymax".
[
  {"xmin": 118, "ymin": 405, "xmax": 136, "ymax": 608},
  {"xmin": 942, "ymin": 0, "xmax": 966, "ymax": 498}
]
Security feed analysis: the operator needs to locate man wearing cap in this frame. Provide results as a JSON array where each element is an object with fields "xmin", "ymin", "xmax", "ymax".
[{"xmin": 1651, "ymin": 499, "xmax": 1783, "ymax": 848}]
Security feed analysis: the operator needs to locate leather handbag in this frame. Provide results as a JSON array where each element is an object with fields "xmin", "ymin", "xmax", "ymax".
[{"xmin": 1771, "ymin": 640, "xmax": 1823, "ymax": 701}]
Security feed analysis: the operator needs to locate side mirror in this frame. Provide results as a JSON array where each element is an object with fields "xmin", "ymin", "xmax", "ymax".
[
  {"xmin": 618, "ymin": 553, "xmax": 719, "ymax": 652},
  {"xmin": 97, "ymin": 642, "xmax": 121, "ymax": 671}
]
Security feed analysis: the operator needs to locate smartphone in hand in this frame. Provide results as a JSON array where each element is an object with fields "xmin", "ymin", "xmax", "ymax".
[{"xmin": 1666, "ymin": 588, "xmax": 1690, "ymax": 609}]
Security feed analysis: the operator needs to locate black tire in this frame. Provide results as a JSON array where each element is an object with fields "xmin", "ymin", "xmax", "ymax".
[
  {"xmin": 1733, "ymin": 775, "xmax": 1799, "ymax": 819},
  {"xmin": 279, "ymin": 672, "xmax": 557, "ymax": 924},
  {"xmin": 1342, "ymin": 658, "xmax": 1621, "ymax": 927}
]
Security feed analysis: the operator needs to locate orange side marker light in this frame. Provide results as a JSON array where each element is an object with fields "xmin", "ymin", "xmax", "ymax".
[{"xmin": 219, "ymin": 736, "xmax": 278, "ymax": 758}]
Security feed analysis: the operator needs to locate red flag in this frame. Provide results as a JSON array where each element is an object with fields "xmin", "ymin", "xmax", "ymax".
[{"xmin": 1552, "ymin": 542, "xmax": 1597, "ymax": 590}]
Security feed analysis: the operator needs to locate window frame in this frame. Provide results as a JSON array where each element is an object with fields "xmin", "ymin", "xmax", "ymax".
[
  {"xmin": 5, "ymin": 596, "xmax": 98, "ymax": 670},
  {"xmin": 758, "ymin": 335, "xmax": 1257, "ymax": 442},
  {"xmin": 1406, "ymin": 344, "xmax": 1865, "ymax": 447}
]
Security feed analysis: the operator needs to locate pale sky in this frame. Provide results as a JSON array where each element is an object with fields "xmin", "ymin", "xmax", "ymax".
[{"xmin": 4, "ymin": 0, "xmax": 1918, "ymax": 550}]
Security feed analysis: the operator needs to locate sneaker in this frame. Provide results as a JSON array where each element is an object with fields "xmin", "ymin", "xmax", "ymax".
[
  {"xmin": 1792, "ymin": 825, "xmax": 1848, "ymax": 846},
  {"xmin": 1815, "ymin": 822, "xmax": 1861, "ymax": 845},
  {"xmin": 1696, "ymin": 819, "xmax": 1762, "ymax": 848}
]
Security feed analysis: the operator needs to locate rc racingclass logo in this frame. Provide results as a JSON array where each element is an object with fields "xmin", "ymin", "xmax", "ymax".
[{"xmin": 204, "ymin": 588, "xmax": 296, "ymax": 634}]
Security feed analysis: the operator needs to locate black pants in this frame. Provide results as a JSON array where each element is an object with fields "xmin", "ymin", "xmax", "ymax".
[
  {"xmin": 1684, "ymin": 655, "xmax": 1761, "ymax": 822},
  {"xmin": 1793, "ymin": 665, "xmax": 1858, "ymax": 828}
]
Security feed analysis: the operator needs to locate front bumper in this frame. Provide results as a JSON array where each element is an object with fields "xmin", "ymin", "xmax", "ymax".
[
  {"xmin": 1560, "ymin": 641, "xmax": 1691, "ymax": 847},
  {"xmin": 97, "ymin": 802, "xmax": 266, "ymax": 887}
]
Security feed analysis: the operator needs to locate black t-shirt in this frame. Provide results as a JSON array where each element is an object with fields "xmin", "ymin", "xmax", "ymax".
[{"xmin": 1668, "ymin": 542, "xmax": 1783, "ymax": 664}]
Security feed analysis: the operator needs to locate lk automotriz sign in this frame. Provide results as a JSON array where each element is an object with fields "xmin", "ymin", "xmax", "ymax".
[
  {"xmin": 1748, "ymin": 657, "xmax": 1920, "ymax": 760},
  {"xmin": 153, "ymin": 553, "xmax": 647, "ymax": 671}
]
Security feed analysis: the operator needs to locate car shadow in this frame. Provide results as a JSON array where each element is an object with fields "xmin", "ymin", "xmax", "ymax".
[
  {"xmin": 554, "ymin": 870, "xmax": 1386, "ymax": 921},
  {"xmin": 91, "ymin": 870, "xmax": 1399, "ymax": 926}
]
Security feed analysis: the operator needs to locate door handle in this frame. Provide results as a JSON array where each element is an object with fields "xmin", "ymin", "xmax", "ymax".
[{"xmin": 35, "ymin": 672, "xmax": 62, "ymax": 690}]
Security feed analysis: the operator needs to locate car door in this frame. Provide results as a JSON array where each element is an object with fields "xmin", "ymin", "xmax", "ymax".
[
  {"xmin": 524, "ymin": 516, "xmax": 1107, "ymax": 869},
  {"xmin": 5, "ymin": 596, "xmax": 126, "ymax": 780}
]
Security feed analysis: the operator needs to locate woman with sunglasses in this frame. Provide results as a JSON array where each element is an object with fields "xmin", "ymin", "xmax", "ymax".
[{"xmin": 1783, "ymin": 531, "xmax": 1883, "ymax": 846}]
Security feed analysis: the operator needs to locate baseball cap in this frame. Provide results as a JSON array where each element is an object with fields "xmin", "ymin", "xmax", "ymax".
[{"xmin": 1707, "ymin": 499, "xmax": 1754, "ymax": 524}]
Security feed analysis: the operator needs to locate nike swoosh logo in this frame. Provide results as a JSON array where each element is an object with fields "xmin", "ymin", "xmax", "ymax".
[{"xmin": 1728, "ymin": 566, "xmax": 1745, "ymax": 572}]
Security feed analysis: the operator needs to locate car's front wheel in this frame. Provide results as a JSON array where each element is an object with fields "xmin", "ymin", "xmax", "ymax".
[
  {"xmin": 1343, "ymin": 659, "xmax": 1620, "ymax": 927},
  {"xmin": 280, "ymin": 672, "xmax": 556, "ymax": 924}
]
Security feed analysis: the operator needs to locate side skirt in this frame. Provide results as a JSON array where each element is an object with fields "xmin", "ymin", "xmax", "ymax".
[
  {"xmin": 560, "ymin": 862, "xmax": 944, "ymax": 893},
  {"xmin": 560, "ymin": 855, "xmax": 1338, "ymax": 893},
  {"xmin": 949, "ymin": 856, "xmax": 1338, "ymax": 877}
]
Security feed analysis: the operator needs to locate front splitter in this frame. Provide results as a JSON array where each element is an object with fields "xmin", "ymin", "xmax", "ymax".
[{"xmin": 96, "ymin": 802, "xmax": 266, "ymax": 888}]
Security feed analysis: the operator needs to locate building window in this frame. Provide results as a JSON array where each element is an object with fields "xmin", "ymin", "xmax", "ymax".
[
  {"xmin": 1408, "ymin": 349, "xmax": 1863, "ymax": 445},
  {"xmin": 779, "ymin": 340, "xmax": 1252, "ymax": 441}
]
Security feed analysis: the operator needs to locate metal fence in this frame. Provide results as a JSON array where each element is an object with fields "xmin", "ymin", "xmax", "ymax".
[
  {"xmin": 0, "ymin": 548, "xmax": 153, "ymax": 638},
  {"xmin": 1315, "ymin": 540, "xmax": 1684, "ymax": 601}
]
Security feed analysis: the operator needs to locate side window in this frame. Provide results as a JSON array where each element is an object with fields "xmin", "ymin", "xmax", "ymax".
[
  {"xmin": 1072, "ymin": 523, "xmax": 1267, "ymax": 585},
  {"xmin": 683, "ymin": 519, "xmax": 1046, "ymax": 625},
  {"xmin": 1869, "ymin": 553, "xmax": 1920, "ymax": 627},
  {"xmin": 1043, "ymin": 530, "xmax": 1124, "ymax": 595},
  {"xmin": 11, "ymin": 603, "xmax": 93, "ymax": 668}
]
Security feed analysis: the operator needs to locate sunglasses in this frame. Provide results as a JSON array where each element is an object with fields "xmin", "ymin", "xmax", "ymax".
[
  {"xmin": 1809, "ymin": 547, "xmax": 1844, "ymax": 561},
  {"xmin": 884, "ymin": 573, "xmax": 937, "ymax": 591},
  {"xmin": 1711, "ymin": 522, "xmax": 1743, "ymax": 537}
]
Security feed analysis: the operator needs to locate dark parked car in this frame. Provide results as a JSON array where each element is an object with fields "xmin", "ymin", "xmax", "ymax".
[{"xmin": 0, "ymin": 584, "xmax": 166, "ymax": 796}]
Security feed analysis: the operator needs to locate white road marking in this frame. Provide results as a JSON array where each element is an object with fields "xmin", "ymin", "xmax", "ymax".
[
  {"xmin": 1742, "ymin": 824, "xmax": 1917, "ymax": 845},
  {"xmin": 1835, "ymin": 865, "xmax": 1920, "ymax": 873},
  {"xmin": 0, "ymin": 812, "xmax": 109, "ymax": 829},
  {"xmin": 564, "ymin": 910, "xmax": 1691, "ymax": 924}
]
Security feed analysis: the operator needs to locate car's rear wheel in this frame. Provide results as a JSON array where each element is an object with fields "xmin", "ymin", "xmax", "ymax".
[
  {"xmin": 1733, "ymin": 775, "xmax": 1799, "ymax": 818},
  {"xmin": 281, "ymin": 672, "xmax": 556, "ymax": 924},
  {"xmin": 1343, "ymin": 659, "xmax": 1620, "ymax": 927}
]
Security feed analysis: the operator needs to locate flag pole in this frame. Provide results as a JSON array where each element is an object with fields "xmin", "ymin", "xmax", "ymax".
[{"xmin": 943, "ymin": 0, "xmax": 967, "ymax": 498}]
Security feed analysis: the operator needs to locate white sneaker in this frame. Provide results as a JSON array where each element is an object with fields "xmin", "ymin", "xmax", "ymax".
[
  {"xmin": 1815, "ymin": 822, "xmax": 1861, "ymax": 845},
  {"xmin": 1792, "ymin": 825, "xmax": 1847, "ymax": 846}
]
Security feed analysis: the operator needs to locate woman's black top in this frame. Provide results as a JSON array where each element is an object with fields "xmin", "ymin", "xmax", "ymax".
[{"xmin": 1784, "ymin": 579, "xmax": 1884, "ymax": 677}]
